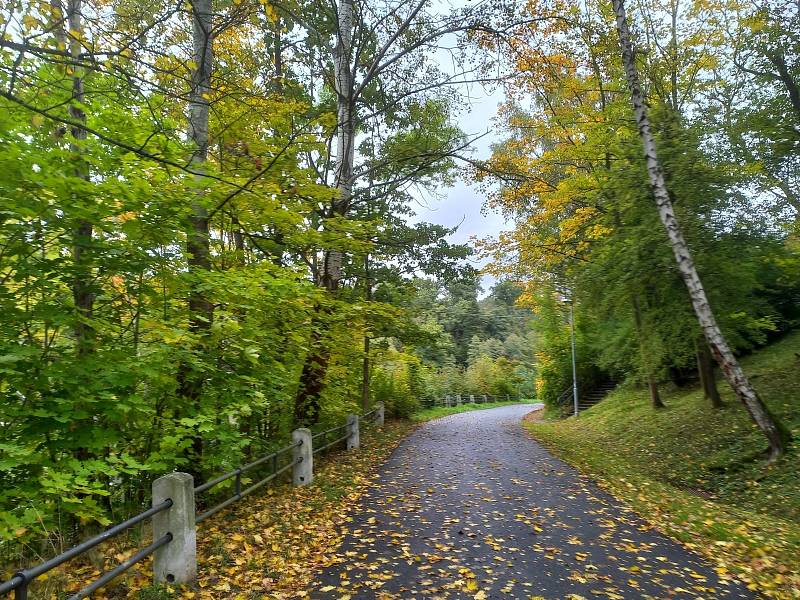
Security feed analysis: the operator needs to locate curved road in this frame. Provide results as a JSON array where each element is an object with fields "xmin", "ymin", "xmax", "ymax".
[{"xmin": 311, "ymin": 405, "xmax": 752, "ymax": 599}]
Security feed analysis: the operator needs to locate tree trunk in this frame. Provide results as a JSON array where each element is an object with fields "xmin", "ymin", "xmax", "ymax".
[
  {"xmin": 273, "ymin": 15, "xmax": 283, "ymax": 93},
  {"xmin": 295, "ymin": 0, "xmax": 355, "ymax": 424},
  {"xmin": 767, "ymin": 51, "xmax": 800, "ymax": 123},
  {"xmin": 58, "ymin": 0, "xmax": 94, "ymax": 357},
  {"xmin": 294, "ymin": 325, "xmax": 327, "ymax": 426},
  {"xmin": 667, "ymin": 0, "xmax": 679, "ymax": 111},
  {"xmin": 695, "ymin": 337, "xmax": 723, "ymax": 408},
  {"xmin": 362, "ymin": 253, "xmax": 372, "ymax": 411},
  {"xmin": 632, "ymin": 295, "xmax": 665, "ymax": 408},
  {"xmin": 647, "ymin": 375, "xmax": 663, "ymax": 409},
  {"xmin": 56, "ymin": 0, "xmax": 99, "ymax": 551},
  {"xmin": 612, "ymin": 0, "xmax": 789, "ymax": 459},
  {"xmin": 325, "ymin": 0, "xmax": 355, "ymax": 292},
  {"xmin": 178, "ymin": 0, "xmax": 214, "ymax": 468},
  {"xmin": 362, "ymin": 336, "xmax": 370, "ymax": 411}
]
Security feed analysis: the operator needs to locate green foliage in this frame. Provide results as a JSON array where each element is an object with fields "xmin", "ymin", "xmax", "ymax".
[
  {"xmin": 0, "ymin": 0, "xmax": 483, "ymax": 556},
  {"xmin": 464, "ymin": 355, "xmax": 520, "ymax": 397},
  {"xmin": 370, "ymin": 346, "xmax": 423, "ymax": 418},
  {"xmin": 478, "ymin": 0, "xmax": 800, "ymax": 405},
  {"xmin": 367, "ymin": 277, "xmax": 539, "ymax": 416}
]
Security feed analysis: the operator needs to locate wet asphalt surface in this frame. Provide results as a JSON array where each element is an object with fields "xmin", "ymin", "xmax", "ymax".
[{"xmin": 310, "ymin": 404, "xmax": 753, "ymax": 599}]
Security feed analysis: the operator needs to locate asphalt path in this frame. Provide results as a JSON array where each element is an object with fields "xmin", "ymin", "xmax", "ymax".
[{"xmin": 310, "ymin": 404, "xmax": 753, "ymax": 599}]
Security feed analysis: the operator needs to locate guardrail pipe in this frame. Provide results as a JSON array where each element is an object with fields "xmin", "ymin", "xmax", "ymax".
[
  {"xmin": 152, "ymin": 472, "xmax": 196, "ymax": 585},
  {"xmin": 346, "ymin": 414, "xmax": 360, "ymax": 450},
  {"xmin": 376, "ymin": 401, "xmax": 385, "ymax": 426},
  {"xmin": 292, "ymin": 428, "xmax": 313, "ymax": 486}
]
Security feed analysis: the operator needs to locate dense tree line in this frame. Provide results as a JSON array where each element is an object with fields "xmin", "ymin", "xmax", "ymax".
[
  {"xmin": 477, "ymin": 0, "xmax": 799, "ymax": 454},
  {"xmin": 369, "ymin": 279, "xmax": 538, "ymax": 413},
  {"xmin": 2, "ymin": 0, "xmax": 798, "ymax": 560},
  {"xmin": 0, "ymin": 0, "xmax": 515, "ymax": 553}
]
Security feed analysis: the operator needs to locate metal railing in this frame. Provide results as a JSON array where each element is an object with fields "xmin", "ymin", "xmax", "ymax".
[
  {"xmin": 422, "ymin": 393, "xmax": 517, "ymax": 408},
  {"xmin": 556, "ymin": 386, "xmax": 574, "ymax": 406},
  {"xmin": 0, "ymin": 500, "xmax": 173, "ymax": 600},
  {"xmin": 312, "ymin": 423, "xmax": 350, "ymax": 455},
  {"xmin": 195, "ymin": 440, "xmax": 302, "ymax": 523},
  {"xmin": 0, "ymin": 402, "xmax": 385, "ymax": 598}
]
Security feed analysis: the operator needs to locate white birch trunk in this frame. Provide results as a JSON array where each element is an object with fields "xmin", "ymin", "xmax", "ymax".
[
  {"xmin": 325, "ymin": 0, "xmax": 356, "ymax": 291},
  {"xmin": 611, "ymin": 0, "xmax": 788, "ymax": 458},
  {"xmin": 189, "ymin": 0, "xmax": 212, "ymax": 169},
  {"xmin": 185, "ymin": 0, "xmax": 213, "ymax": 327},
  {"xmin": 186, "ymin": 0, "xmax": 213, "ymax": 318}
]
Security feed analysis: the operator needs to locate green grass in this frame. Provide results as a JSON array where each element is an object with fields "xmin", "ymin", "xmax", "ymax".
[
  {"xmin": 527, "ymin": 331, "xmax": 800, "ymax": 598},
  {"xmin": 411, "ymin": 399, "xmax": 536, "ymax": 422}
]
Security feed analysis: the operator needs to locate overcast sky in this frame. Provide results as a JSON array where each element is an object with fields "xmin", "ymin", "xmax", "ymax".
[{"xmin": 408, "ymin": 83, "xmax": 510, "ymax": 293}]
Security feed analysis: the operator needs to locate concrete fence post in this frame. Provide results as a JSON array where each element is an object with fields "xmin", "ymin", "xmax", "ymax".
[
  {"xmin": 483, "ymin": 394, "xmax": 488, "ymax": 403},
  {"xmin": 292, "ymin": 428, "xmax": 313, "ymax": 486},
  {"xmin": 347, "ymin": 414, "xmax": 360, "ymax": 450},
  {"xmin": 152, "ymin": 472, "xmax": 196, "ymax": 585},
  {"xmin": 376, "ymin": 402, "xmax": 385, "ymax": 426},
  {"xmin": 456, "ymin": 394, "xmax": 461, "ymax": 405},
  {"xmin": 469, "ymin": 394, "xmax": 475, "ymax": 404}
]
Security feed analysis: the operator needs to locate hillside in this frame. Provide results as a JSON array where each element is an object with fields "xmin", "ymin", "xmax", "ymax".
[{"xmin": 527, "ymin": 332, "xmax": 800, "ymax": 598}]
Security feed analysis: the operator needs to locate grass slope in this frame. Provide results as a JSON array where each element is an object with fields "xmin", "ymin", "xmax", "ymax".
[
  {"xmin": 527, "ymin": 332, "xmax": 800, "ymax": 599},
  {"xmin": 411, "ymin": 400, "xmax": 535, "ymax": 422}
]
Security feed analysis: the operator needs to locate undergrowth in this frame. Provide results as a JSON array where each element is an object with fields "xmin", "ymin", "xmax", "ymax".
[{"xmin": 6, "ymin": 420, "xmax": 416, "ymax": 599}]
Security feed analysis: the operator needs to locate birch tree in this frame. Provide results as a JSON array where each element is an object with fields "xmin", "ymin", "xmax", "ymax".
[
  {"xmin": 611, "ymin": 0, "xmax": 790, "ymax": 459},
  {"xmin": 178, "ymin": 0, "xmax": 214, "ymax": 466}
]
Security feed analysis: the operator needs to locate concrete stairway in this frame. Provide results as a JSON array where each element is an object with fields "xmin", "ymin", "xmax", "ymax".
[
  {"xmin": 559, "ymin": 380, "xmax": 617, "ymax": 416},
  {"xmin": 574, "ymin": 380, "xmax": 617, "ymax": 414}
]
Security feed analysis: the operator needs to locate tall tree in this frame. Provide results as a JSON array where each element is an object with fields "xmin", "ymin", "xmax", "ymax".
[
  {"xmin": 291, "ymin": 0, "xmax": 484, "ymax": 424},
  {"xmin": 177, "ymin": 0, "xmax": 215, "ymax": 467},
  {"xmin": 58, "ymin": 0, "xmax": 95, "ymax": 360},
  {"xmin": 611, "ymin": 0, "xmax": 789, "ymax": 458}
]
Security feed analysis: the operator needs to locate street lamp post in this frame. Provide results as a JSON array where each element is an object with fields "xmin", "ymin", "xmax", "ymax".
[{"xmin": 569, "ymin": 301, "xmax": 578, "ymax": 417}]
